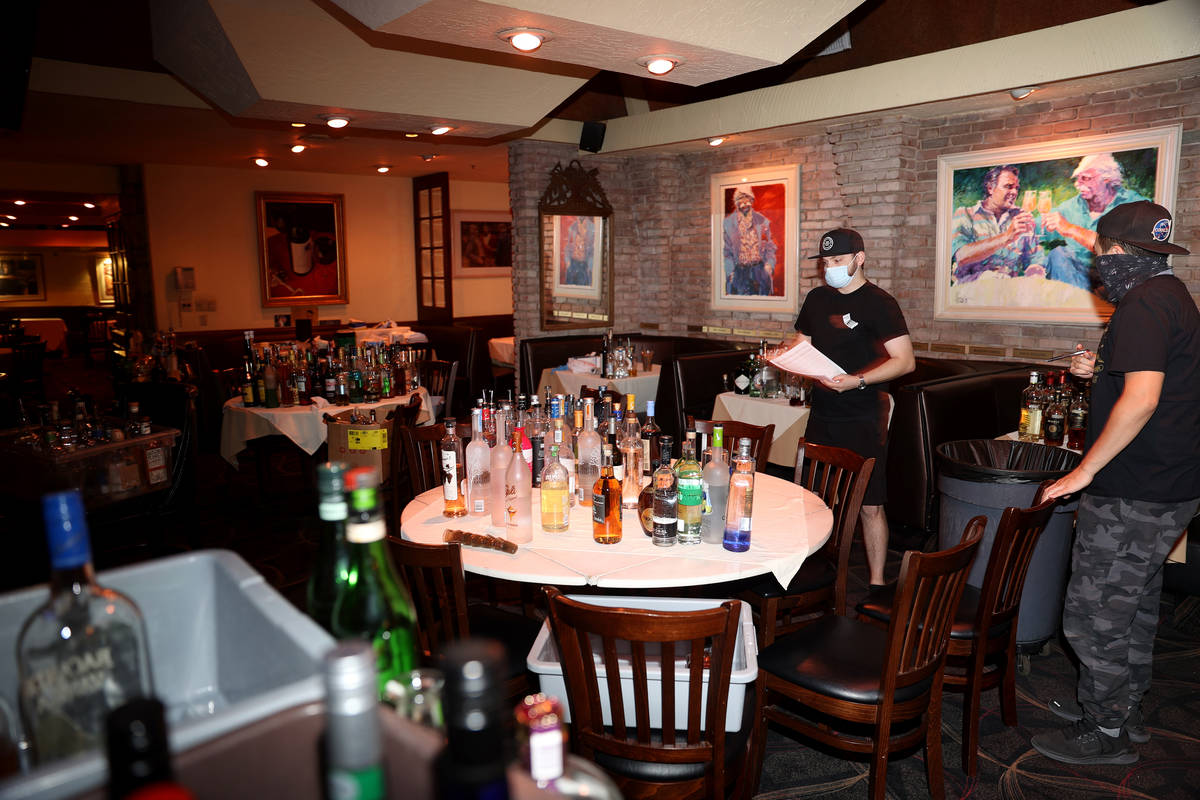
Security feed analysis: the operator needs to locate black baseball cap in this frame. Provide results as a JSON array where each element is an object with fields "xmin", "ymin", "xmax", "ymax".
[
  {"xmin": 1096, "ymin": 201, "xmax": 1189, "ymax": 255},
  {"xmin": 808, "ymin": 228, "xmax": 864, "ymax": 259}
]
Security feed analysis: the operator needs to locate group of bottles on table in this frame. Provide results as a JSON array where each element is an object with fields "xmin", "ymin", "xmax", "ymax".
[
  {"xmin": 12, "ymin": 392, "xmax": 156, "ymax": 454},
  {"xmin": 430, "ymin": 386, "xmax": 757, "ymax": 552},
  {"xmin": 239, "ymin": 330, "xmax": 424, "ymax": 409},
  {"xmin": 1018, "ymin": 368, "xmax": 1089, "ymax": 448}
]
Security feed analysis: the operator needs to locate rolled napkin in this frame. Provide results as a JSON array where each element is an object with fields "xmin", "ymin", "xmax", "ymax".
[
  {"xmin": 310, "ymin": 395, "xmax": 330, "ymax": 408},
  {"xmin": 443, "ymin": 528, "xmax": 518, "ymax": 554},
  {"xmin": 567, "ymin": 355, "xmax": 601, "ymax": 374}
]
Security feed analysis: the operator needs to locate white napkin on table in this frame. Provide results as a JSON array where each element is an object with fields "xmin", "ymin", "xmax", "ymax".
[{"xmin": 567, "ymin": 355, "xmax": 601, "ymax": 374}]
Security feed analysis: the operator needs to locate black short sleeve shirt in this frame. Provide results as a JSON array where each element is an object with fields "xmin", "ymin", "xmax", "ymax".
[{"xmin": 795, "ymin": 283, "xmax": 909, "ymax": 419}]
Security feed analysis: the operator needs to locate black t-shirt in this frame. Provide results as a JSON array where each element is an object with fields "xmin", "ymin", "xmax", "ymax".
[
  {"xmin": 1086, "ymin": 274, "xmax": 1200, "ymax": 502},
  {"xmin": 795, "ymin": 282, "xmax": 909, "ymax": 420}
]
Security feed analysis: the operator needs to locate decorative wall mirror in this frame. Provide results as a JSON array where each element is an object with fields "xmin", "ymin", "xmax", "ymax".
[{"xmin": 538, "ymin": 160, "xmax": 614, "ymax": 331}]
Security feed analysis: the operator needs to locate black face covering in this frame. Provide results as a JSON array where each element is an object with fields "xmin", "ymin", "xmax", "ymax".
[{"xmin": 1094, "ymin": 253, "xmax": 1169, "ymax": 304}]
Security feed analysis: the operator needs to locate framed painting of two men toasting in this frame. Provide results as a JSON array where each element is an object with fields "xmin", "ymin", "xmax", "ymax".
[{"xmin": 935, "ymin": 125, "xmax": 1180, "ymax": 325}]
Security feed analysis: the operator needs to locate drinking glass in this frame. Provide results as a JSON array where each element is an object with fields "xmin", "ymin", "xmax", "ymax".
[
  {"xmin": 385, "ymin": 668, "xmax": 445, "ymax": 730},
  {"xmin": 640, "ymin": 349, "xmax": 654, "ymax": 372}
]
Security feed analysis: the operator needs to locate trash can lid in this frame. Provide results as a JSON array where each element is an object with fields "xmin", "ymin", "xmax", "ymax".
[{"xmin": 936, "ymin": 439, "xmax": 1081, "ymax": 484}]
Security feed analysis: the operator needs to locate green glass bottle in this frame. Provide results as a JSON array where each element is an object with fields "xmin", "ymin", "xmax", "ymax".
[
  {"xmin": 307, "ymin": 462, "xmax": 351, "ymax": 635},
  {"xmin": 674, "ymin": 436, "xmax": 703, "ymax": 545},
  {"xmin": 332, "ymin": 466, "xmax": 419, "ymax": 698}
]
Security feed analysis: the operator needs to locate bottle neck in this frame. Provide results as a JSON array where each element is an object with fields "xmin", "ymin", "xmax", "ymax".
[{"xmin": 49, "ymin": 562, "xmax": 95, "ymax": 596}]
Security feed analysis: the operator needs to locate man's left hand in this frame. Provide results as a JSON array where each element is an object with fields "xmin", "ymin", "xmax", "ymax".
[
  {"xmin": 1042, "ymin": 466, "xmax": 1094, "ymax": 501},
  {"xmin": 819, "ymin": 373, "xmax": 858, "ymax": 393}
]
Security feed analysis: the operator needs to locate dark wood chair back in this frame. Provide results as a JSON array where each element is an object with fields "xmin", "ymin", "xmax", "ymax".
[
  {"xmin": 398, "ymin": 420, "xmax": 473, "ymax": 496},
  {"xmin": 415, "ymin": 359, "xmax": 459, "ymax": 423},
  {"xmin": 973, "ymin": 488, "xmax": 1058, "ymax": 641},
  {"xmin": 670, "ymin": 350, "xmax": 751, "ymax": 443},
  {"xmin": 544, "ymin": 587, "xmax": 742, "ymax": 800},
  {"xmin": 688, "ymin": 417, "xmax": 775, "ymax": 469},
  {"xmin": 387, "ymin": 538, "xmax": 470, "ymax": 660},
  {"xmin": 387, "ymin": 394, "xmax": 429, "ymax": 513}
]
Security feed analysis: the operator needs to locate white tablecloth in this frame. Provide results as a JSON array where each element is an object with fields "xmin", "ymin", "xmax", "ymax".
[
  {"xmin": 220, "ymin": 388, "xmax": 431, "ymax": 466},
  {"xmin": 537, "ymin": 365, "xmax": 661, "ymax": 413},
  {"xmin": 19, "ymin": 318, "xmax": 68, "ymax": 354},
  {"xmin": 712, "ymin": 392, "xmax": 810, "ymax": 469},
  {"xmin": 488, "ymin": 336, "xmax": 515, "ymax": 367},
  {"xmin": 400, "ymin": 472, "xmax": 832, "ymax": 589},
  {"xmin": 339, "ymin": 326, "xmax": 429, "ymax": 347}
]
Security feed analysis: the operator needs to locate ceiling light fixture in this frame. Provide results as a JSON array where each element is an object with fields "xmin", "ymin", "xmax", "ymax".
[
  {"xmin": 291, "ymin": 144, "xmax": 306, "ymax": 153},
  {"xmin": 430, "ymin": 125, "xmax": 453, "ymax": 136},
  {"xmin": 497, "ymin": 27, "xmax": 552, "ymax": 52},
  {"xmin": 1009, "ymin": 86, "xmax": 1039, "ymax": 101},
  {"xmin": 291, "ymin": 122, "xmax": 306, "ymax": 128},
  {"xmin": 322, "ymin": 115, "xmax": 351, "ymax": 129},
  {"xmin": 13, "ymin": 200, "xmax": 25, "ymax": 205},
  {"xmin": 376, "ymin": 166, "xmax": 390, "ymax": 174},
  {"xmin": 639, "ymin": 55, "xmax": 680, "ymax": 76},
  {"xmin": 404, "ymin": 133, "xmax": 418, "ymax": 138},
  {"xmin": 707, "ymin": 136, "xmax": 725, "ymax": 147},
  {"xmin": 61, "ymin": 224, "xmax": 69, "ymax": 228},
  {"xmin": 83, "ymin": 202, "xmax": 96, "ymax": 209},
  {"xmin": 0, "ymin": 223, "xmax": 8, "ymax": 228},
  {"xmin": 421, "ymin": 154, "xmax": 437, "ymax": 162},
  {"xmin": 68, "ymin": 215, "xmax": 79, "ymax": 221},
  {"xmin": 253, "ymin": 157, "xmax": 270, "ymax": 167},
  {"xmin": 4, "ymin": 215, "xmax": 14, "ymax": 220}
]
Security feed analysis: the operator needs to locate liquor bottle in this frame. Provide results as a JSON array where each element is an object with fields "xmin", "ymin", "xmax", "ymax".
[
  {"xmin": 600, "ymin": 330, "xmax": 611, "ymax": 379},
  {"xmin": 241, "ymin": 354, "xmax": 258, "ymax": 407},
  {"xmin": 307, "ymin": 462, "xmax": 351, "ymax": 634},
  {"xmin": 605, "ymin": 412, "xmax": 624, "ymax": 485},
  {"xmin": 1043, "ymin": 377, "xmax": 1066, "ymax": 447},
  {"xmin": 575, "ymin": 400, "xmax": 602, "ymax": 506},
  {"xmin": 675, "ymin": 437, "xmax": 703, "ymax": 545},
  {"xmin": 323, "ymin": 641, "xmax": 385, "ymax": 800},
  {"xmin": 592, "ymin": 444, "xmax": 622, "ymax": 544},
  {"xmin": 277, "ymin": 349, "xmax": 294, "ymax": 407},
  {"xmin": 465, "ymin": 408, "xmax": 491, "ymax": 517},
  {"xmin": 17, "ymin": 490, "xmax": 155, "ymax": 766},
  {"xmin": 1067, "ymin": 382, "xmax": 1089, "ymax": 450},
  {"xmin": 640, "ymin": 400, "xmax": 661, "ymax": 477},
  {"xmin": 552, "ymin": 414, "xmax": 575, "ymax": 507},
  {"xmin": 734, "ymin": 350, "xmax": 755, "ymax": 396},
  {"xmin": 652, "ymin": 436, "xmax": 678, "ymax": 547},
  {"xmin": 331, "ymin": 467, "xmax": 419, "ymax": 698},
  {"xmin": 516, "ymin": 694, "xmax": 622, "ymax": 800},
  {"xmin": 106, "ymin": 697, "xmax": 194, "ymax": 800},
  {"xmin": 490, "ymin": 423, "xmax": 514, "ymax": 528},
  {"xmin": 504, "ymin": 429, "xmax": 533, "ymax": 544},
  {"xmin": 540, "ymin": 445, "xmax": 570, "ymax": 532},
  {"xmin": 441, "ymin": 418, "xmax": 467, "ymax": 518},
  {"xmin": 347, "ymin": 349, "xmax": 365, "ymax": 404},
  {"xmin": 1018, "ymin": 371, "xmax": 1044, "ymax": 442},
  {"xmin": 724, "ymin": 438, "xmax": 756, "ymax": 552},
  {"xmin": 701, "ymin": 427, "xmax": 730, "ymax": 545},
  {"xmin": 262, "ymin": 354, "xmax": 280, "ymax": 408},
  {"xmin": 435, "ymin": 641, "xmax": 511, "ymax": 800}
]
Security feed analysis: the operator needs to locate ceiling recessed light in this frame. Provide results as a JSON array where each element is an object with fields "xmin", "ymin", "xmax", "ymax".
[
  {"xmin": 13, "ymin": 200, "xmax": 25, "ymax": 205},
  {"xmin": 4, "ymin": 215, "xmax": 15, "ymax": 220},
  {"xmin": 707, "ymin": 136, "xmax": 725, "ymax": 147},
  {"xmin": 421, "ymin": 154, "xmax": 437, "ymax": 163},
  {"xmin": 430, "ymin": 125, "xmax": 453, "ymax": 136},
  {"xmin": 0, "ymin": 222, "xmax": 7, "ymax": 227},
  {"xmin": 404, "ymin": 132, "xmax": 418, "ymax": 138},
  {"xmin": 322, "ymin": 115, "xmax": 350, "ymax": 129},
  {"xmin": 68, "ymin": 215, "xmax": 79, "ymax": 221},
  {"xmin": 497, "ymin": 27, "xmax": 552, "ymax": 52},
  {"xmin": 291, "ymin": 122, "xmax": 307, "ymax": 128},
  {"xmin": 253, "ymin": 157, "xmax": 270, "ymax": 167},
  {"xmin": 291, "ymin": 144, "xmax": 306, "ymax": 153},
  {"xmin": 61, "ymin": 224, "xmax": 69, "ymax": 228},
  {"xmin": 376, "ymin": 166, "xmax": 390, "ymax": 174},
  {"xmin": 83, "ymin": 202, "xmax": 95, "ymax": 209},
  {"xmin": 639, "ymin": 55, "xmax": 681, "ymax": 76},
  {"xmin": 1010, "ymin": 86, "xmax": 1039, "ymax": 101}
]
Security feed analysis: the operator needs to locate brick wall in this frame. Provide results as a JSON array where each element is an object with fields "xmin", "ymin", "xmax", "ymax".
[{"xmin": 509, "ymin": 67, "xmax": 1200, "ymax": 365}]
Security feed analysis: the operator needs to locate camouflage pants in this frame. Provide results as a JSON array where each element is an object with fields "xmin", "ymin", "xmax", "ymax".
[{"xmin": 1062, "ymin": 493, "xmax": 1199, "ymax": 728}]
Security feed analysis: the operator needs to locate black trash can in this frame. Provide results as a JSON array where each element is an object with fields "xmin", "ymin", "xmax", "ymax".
[{"xmin": 935, "ymin": 439, "xmax": 1080, "ymax": 652}]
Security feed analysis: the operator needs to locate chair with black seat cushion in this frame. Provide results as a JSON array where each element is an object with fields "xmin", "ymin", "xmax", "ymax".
[
  {"xmin": 749, "ymin": 518, "xmax": 984, "ymax": 800},
  {"xmin": 397, "ymin": 419, "xmax": 472, "ymax": 497},
  {"xmin": 414, "ymin": 359, "xmax": 458, "ymax": 424},
  {"xmin": 855, "ymin": 483, "xmax": 1058, "ymax": 776},
  {"xmin": 388, "ymin": 537, "xmax": 538, "ymax": 703},
  {"xmin": 669, "ymin": 350, "xmax": 753, "ymax": 443},
  {"xmin": 736, "ymin": 441, "xmax": 873, "ymax": 647},
  {"xmin": 687, "ymin": 417, "xmax": 775, "ymax": 470},
  {"xmin": 543, "ymin": 587, "xmax": 750, "ymax": 800}
]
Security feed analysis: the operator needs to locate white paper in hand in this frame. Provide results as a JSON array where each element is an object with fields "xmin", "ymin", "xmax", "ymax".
[{"xmin": 768, "ymin": 340, "xmax": 844, "ymax": 381}]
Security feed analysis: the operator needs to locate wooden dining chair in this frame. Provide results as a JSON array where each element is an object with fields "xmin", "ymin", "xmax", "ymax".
[
  {"xmin": 414, "ymin": 359, "xmax": 459, "ymax": 423},
  {"xmin": 397, "ymin": 419, "xmax": 472, "ymax": 496},
  {"xmin": 855, "ymin": 482, "xmax": 1059, "ymax": 776},
  {"xmin": 686, "ymin": 417, "xmax": 774, "ymax": 468},
  {"xmin": 543, "ymin": 587, "xmax": 750, "ymax": 800},
  {"xmin": 386, "ymin": 394, "xmax": 429, "ymax": 514},
  {"xmin": 749, "ymin": 518, "xmax": 984, "ymax": 800},
  {"xmin": 736, "ymin": 441, "xmax": 873, "ymax": 646},
  {"xmin": 388, "ymin": 538, "xmax": 538, "ymax": 703}
]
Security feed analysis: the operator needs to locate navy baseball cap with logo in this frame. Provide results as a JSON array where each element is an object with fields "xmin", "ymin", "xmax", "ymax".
[
  {"xmin": 809, "ymin": 228, "xmax": 865, "ymax": 259},
  {"xmin": 1096, "ymin": 201, "xmax": 1190, "ymax": 255}
]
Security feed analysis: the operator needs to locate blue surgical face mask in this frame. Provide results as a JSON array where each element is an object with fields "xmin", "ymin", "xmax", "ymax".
[{"xmin": 824, "ymin": 263, "xmax": 853, "ymax": 289}]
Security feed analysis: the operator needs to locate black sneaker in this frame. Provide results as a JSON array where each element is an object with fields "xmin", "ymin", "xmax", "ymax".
[
  {"xmin": 1032, "ymin": 719, "xmax": 1138, "ymax": 765},
  {"xmin": 1047, "ymin": 697, "xmax": 1149, "ymax": 743}
]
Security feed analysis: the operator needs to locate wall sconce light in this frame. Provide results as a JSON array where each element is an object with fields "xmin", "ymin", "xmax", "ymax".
[
  {"xmin": 430, "ymin": 125, "xmax": 453, "ymax": 135},
  {"xmin": 253, "ymin": 157, "xmax": 270, "ymax": 167},
  {"xmin": 421, "ymin": 154, "xmax": 437, "ymax": 162},
  {"xmin": 376, "ymin": 166, "xmax": 390, "ymax": 174},
  {"xmin": 1009, "ymin": 86, "xmax": 1039, "ymax": 101},
  {"xmin": 68, "ymin": 215, "xmax": 79, "ymax": 221},
  {"xmin": 639, "ymin": 55, "xmax": 681, "ymax": 76},
  {"xmin": 83, "ymin": 202, "xmax": 96, "ymax": 209},
  {"xmin": 291, "ymin": 144, "xmax": 306, "ymax": 153},
  {"xmin": 707, "ymin": 136, "xmax": 726, "ymax": 147},
  {"xmin": 322, "ymin": 115, "xmax": 351, "ymax": 129},
  {"xmin": 497, "ymin": 27, "xmax": 552, "ymax": 52}
]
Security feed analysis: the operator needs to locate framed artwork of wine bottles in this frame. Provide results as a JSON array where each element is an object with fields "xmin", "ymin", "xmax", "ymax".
[
  {"xmin": 934, "ymin": 125, "xmax": 1180, "ymax": 325},
  {"xmin": 255, "ymin": 191, "xmax": 348, "ymax": 307}
]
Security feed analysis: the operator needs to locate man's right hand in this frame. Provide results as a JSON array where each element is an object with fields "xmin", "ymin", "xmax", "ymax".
[
  {"xmin": 1011, "ymin": 210, "xmax": 1035, "ymax": 237},
  {"xmin": 1042, "ymin": 211, "xmax": 1062, "ymax": 233},
  {"xmin": 1070, "ymin": 342, "xmax": 1096, "ymax": 379}
]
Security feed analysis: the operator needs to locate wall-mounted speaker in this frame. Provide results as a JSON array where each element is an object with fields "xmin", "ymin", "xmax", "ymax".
[{"xmin": 579, "ymin": 121, "xmax": 606, "ymax": 153}]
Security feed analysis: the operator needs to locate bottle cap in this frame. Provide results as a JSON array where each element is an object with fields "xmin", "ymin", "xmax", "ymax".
[
  {"xmin": 43, "ymin": 489, "xmax": 91, "ymax": 570},
  {"xmin": 646, "ymin": 400, "xmax": 656, "ymax": 415},
  {"xmin": 323, "ymin": 640, "xmax": 378, "ymax": 716},
  {"xmin": 316, "ymin": 462, "xmax": 348, "ymax": 496}
]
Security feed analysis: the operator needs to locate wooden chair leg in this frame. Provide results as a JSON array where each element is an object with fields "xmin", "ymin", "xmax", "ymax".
[
  {"xmin": 926, "ymin": 684, "xmax": 946, "ymax": 800},
  {"xmin": 748, "ymin": 681, "xmax": 769, "ymax": 799},
  {"xmin": 1000, "ymin": 637, "xmax": 1019, "ymax": 726},
  {"xmin": 869, "ymin": 709, "xmax": 892, "ymax": 800},
  {"xmin": 759, "ymin": 597, "xmax": 780, "ymax": 648},
  {"xmin": 962, "ymin": 671, "xmax": 983, "ymax": 777}
]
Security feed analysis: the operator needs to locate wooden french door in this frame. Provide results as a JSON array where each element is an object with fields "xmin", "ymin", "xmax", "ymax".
[{"xmin": 412, "ymin": 172, "xmax": 453, "ymax": 323}]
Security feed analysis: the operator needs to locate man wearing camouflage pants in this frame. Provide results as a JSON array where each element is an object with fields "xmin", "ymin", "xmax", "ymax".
[{"xmin": 1035, "ymin": 201, "xmax": 1200, "ymax": 765}]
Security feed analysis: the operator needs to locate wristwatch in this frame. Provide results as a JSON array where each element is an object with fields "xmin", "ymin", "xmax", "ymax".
[{"xmin": 857, "ymin": 375, "xmax": 867, "ymax": 391}]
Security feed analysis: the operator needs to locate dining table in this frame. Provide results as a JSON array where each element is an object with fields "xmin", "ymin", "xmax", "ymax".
[
  {"xmin": 338, "ymin": 325, "xmax": 429, "ymax": 348},
  {"xmin": 219, "ymin": 387, "xmax": 432, "ymax": 466},
  {"xmin": 18, "ymin": 317, "xmax": 69, "ymax": 355},
  {"xmin": 712, "ymin": 391, "xmax": 810, "ymax": 469},
  {"xmin": 487, "ymin": 336, "xmax": 516, "ymax": 368},
  {"xmin": 537, "ymin": 365, "xmax": 661, "ymax": 413},
  {"xmin": 400, "ymin": 471, "xmax": 832, "ymax": 590}
]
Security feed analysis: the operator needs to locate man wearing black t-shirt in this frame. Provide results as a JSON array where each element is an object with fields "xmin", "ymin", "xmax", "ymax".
[
  {"xmin": 1033, "ymin": 201, "xmax": 1200, "ymax": 766},
  {"xmin": 781, "ymin": 228, "xmax": 914, "ymax": 587}
]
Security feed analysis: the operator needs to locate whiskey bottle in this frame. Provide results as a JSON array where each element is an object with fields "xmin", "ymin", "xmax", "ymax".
[
  {"xmin": 592, "ymin": 445, "xmax": 622, "ymax": 544},
  {"xmin": 640, "ymin": 400, "xmax": 660, "ymax": 477},
  {"xmin": 1018, "ymin": 371, "xmax": 1043, "ymax": 442},
  {"xmin": 1067, "ymin": 382, "xmax": 1089, "ymax": 450},
  {"xmin": 652, "ymin": 436, "xmax": 678, "ymax": 547},
  {"xmin": 441, "ymin": 418, "xmax": 467, "ymax": 518},
  {"xmin": 1043, "ymin": 377, "xmax": 1066, "ymax": 447}
]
